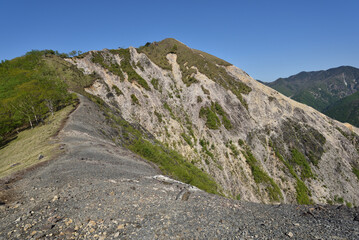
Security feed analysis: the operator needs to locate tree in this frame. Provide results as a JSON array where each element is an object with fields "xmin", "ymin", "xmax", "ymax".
[{"xmin": 69, "ymin": 50, "xmax": 77, "ymax": 57}]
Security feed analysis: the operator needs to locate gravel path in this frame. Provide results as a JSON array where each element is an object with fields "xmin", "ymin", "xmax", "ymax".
[{"xmin": 0, "ymin": 95, "xmax": 358, "ymax": 239}]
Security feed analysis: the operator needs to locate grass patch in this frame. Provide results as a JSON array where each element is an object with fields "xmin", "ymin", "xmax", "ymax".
[
  {"xmin": 181, "ymin": 132, "xmax": 193, "ymax": 147},
  {"xmin": 89, "ymin": 97, "xmax": 220, "ymax": 195},
  {"xmin": 131, "ymin": 94, "xmax": 140, "ymax": 105},
  {"xmin": 154, "ymin": 111, "xmax": 162, "ymax": 123},
  {"xmin": 150, "ymin": 78, "xmax": 159, "ymax": 90},
  {"xmin": 137, "ymin": 38, "xmax": 251, "ymax": 106},
  {"xmin": 353, "ymin": 167, "xmax": 359, "ymax": 181},
  {"xmin": 199, "ymin": 139, "xmax": 214, "ymax": 159},
  {"xmin": 290, "ymin": 148, "xmax": 313, "ymax": 179},
  {"xmin": 112, "ymin": 85, "xmax": 123, "ymax": 96},
  {"xmin": 272, "ymin": 145, "xmax": 312, "ymax": 204},
  {"xmin": 242, "ymin": 147, "xmax": 282, "ymax": 202},
  {"xmin": 164, "ymin": 102, "xmax": 175, "ymax": 119},
  {"xmin": 0, "ymin": 105, "xmax": 74, "ymax": 178},
  {"xmin": 199, "ymin": 102, "xmax": 232, "ymax": 130}
]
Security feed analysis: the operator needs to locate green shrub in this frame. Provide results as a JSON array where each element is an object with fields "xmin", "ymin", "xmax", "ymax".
[
  {"xmin": 151, "ymin": 78, "xmax": 159, "ymax": 90},
  {"xmin": 243, "ymin": 148, "xmax": 282, "ymax": 202},
  {"xmin": 334, "ymin": 195, "xmax": 344, "ymax": 204},
  {"xmin": 290, "ymin": 148, "xmax": 313, "ymax": 179},
  {"xmin": 296, "ymin": 179, "xmax": 312, "ymax": 204},
  {"xmin": 131, "ymin": 94, "xmax": 140, "ymax": 105},
  {"xmin": 129, "ymin": 138, "xmax": 219, "ymax": 194},
  {"xmin": 137, "ymin": 38, "xmax": 251, "ymax": 104},
  {"xmin": 181, "ymin": 133, "xmax": 193, "ymax": 147},
  {"xmin": 352, "ymin": 167, "xmax": 359, "ymax": 180},
  {"xmin": 154, "ymin": 111, "xmax": 162, "ymax": 123},
  {"xmin": 199, "ymin": 107, "xmax": 221, "ymax": 129},
  {"xmin": 112, "ymin": 85, "xmax": 123, "ymax": 96},
  {"xmin": 236, "ymin": 194, "xmax": 241, "ymax": 200},
  {"xmin": 164, "ymin": 102, "xmax": 175, "ymax": 119}
]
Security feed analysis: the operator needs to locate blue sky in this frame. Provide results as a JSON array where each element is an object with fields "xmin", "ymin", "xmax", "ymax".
[{"xmin": 1, "ymin": 0, "xmax": 358, "ymax": 82}]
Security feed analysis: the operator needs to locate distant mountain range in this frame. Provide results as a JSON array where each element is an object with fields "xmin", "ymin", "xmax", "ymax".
[{"xmin": 266, "ymin": 66, "xmax": 359, "ymax": 127}]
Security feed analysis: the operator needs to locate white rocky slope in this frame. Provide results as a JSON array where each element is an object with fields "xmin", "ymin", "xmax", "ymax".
[{"xmin": 66, "ymin": 40, "xmax": 359, "ymax": 205}]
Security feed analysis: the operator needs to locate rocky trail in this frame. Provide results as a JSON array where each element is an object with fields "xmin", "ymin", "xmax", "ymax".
[{"xmin": 0, "ymin": 95, "xmax": 358, "ymax": 239}]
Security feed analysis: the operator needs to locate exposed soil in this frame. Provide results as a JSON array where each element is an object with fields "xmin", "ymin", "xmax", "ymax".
[{"xmin": 0, "ymin": 95, "xmax": 358, "ymax": 239}]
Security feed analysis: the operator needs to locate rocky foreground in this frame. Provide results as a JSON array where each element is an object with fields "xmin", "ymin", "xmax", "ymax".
[{"xmin": 0, "ymin": 95, "xmax": 358, "ymax": 239}]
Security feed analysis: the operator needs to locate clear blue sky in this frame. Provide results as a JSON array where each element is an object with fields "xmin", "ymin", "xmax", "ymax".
[{"xmin": 1, "ymin": 0, "xmax": 358, "ymax": 82}]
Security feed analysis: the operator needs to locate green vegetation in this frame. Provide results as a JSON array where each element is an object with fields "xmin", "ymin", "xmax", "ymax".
[
  {"xmin": 295, "ymin": 179, "xmax": 312, "ymax": 205},
  {"xmin": 150, "ymin": 78, "xmax": 160, "ymax": 90},
  {"xmin": 334, "ymin": 195, "xmax": 344, "ymax": 204},
  {"xmin": 199, "ymin": 139, "xmax": 214, "ymax": 159},
  {"xmin": 280, "ymin": 119, "xmax": 326, "ymax": 166},
  {"xmin": 271, "ymin": 144, "xmax": 312, "ymax": 204},
  {"xmin": 154, "ymin": 111, "xmax": 162, "ymax": 123},
  {"xmin": 267, "ymin": 66, "xmax": 359, "ymax": 127},
  {"xmin": 130, "ymin": 138, "xmax": 218, "ymax": 194},
  {"xmin": 236, "ymin": 194, "xmax": 241, "ymax": 201},
  {"xmin": 112, "ymin": 85, "xmax": 123, "ymax": 96},
  {"xmin": 200, "ymin": 106, "xmax": 221, "ymax": 129},
  {"xmin": 0, "ymin": 50, "xmax": 86, "ymax": 145},
  {"xmin": 130, "ymin": 94, "xmax": 140, "ymax": 105},
  {"xmin": 0, "ymin": 105, "xmax": 74, "ymax": 178},
  {"xmin": 201, "ymin": 85, "xmax": 210, "ymax": 95},
  {"xmin": 242, "ymin": 147, "xmax": 282, "ymax": 202},
  {"xmin": 137, "ymin": 39, "xmax": 251, "ymax": 107},
  {"xmin": 93, "ymin": 49, "xmax": 150, "ymax": 90},
  {"xmin": 181, "ymin": 133, "xmax": 193, "ymax": 147},
  {"xmin": 164, "ymin": 102, "xmax": 175, "ymax": 119},
  {"xmin": 324, "ymin": 91, "xmax": 359, "ymax": 127},
  {"xmin": 352, "ymin": 167, "xmax": 359, "ymax": 181},
  {"xmin": 91, "ymin": 52, "xmax": 124, "ymax": 79},
  {"xmin": 93, "ymin": 100, "xmax": 219, "ymax": 194},
  {"xmin": 229, "ymin": 143, "xmax": 239, "ymax": 157},
  {"xmin": 199, "ymin": 102, "xmax": 232, "ymax": 130},
  {"xmin": 290, "ymin": 148, "xmax": 313, "ymax": 179}
]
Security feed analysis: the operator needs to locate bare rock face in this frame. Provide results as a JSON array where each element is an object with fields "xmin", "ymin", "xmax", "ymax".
[{"xmin": 66, "ymin": 39, "xmax": 359, "ymax": 205}]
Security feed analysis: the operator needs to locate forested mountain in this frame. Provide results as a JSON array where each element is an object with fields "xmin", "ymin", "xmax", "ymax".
[
  {"xmin": 266, "ymin": 66, "xmax": 359, "ymax": 126},
  {"xmin": 323, "ymin": 91, "xmax": 359, "ymax": 127},
  {"xmin": 266, "ymin": 66, "xmax": 359, "ymax": 110}
]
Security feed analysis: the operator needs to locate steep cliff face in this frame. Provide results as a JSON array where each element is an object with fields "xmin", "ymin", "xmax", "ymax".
[{"xmin": 66, "ymin": 39, "xmax": 359, "ymax": 205}]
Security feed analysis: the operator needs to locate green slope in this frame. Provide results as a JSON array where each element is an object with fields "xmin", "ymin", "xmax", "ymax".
[
  {"xmin": 324, "ymin": 91, "xmax": 359, "ymax": 127},
  {"xmin": 267, "ymin": 66, "xmax": 359, "ymax": 111},
  {"xmin": 0, "ymin": 50, "xmax": 97, "ymax": 145}
]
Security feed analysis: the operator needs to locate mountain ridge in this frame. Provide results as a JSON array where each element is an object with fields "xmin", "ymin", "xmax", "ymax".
[
  {"xmin": 266, "ymin": 66, "xmax": 359, "ymax": 120},
  {"xmin": 63, "ymin": 38, "xmax": 359, "ymax": 205}
]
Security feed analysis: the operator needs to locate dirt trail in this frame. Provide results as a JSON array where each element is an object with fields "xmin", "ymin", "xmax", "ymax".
[{"xmin": 0, "ymin": 95, "xmax": 358, "ymax": 239}]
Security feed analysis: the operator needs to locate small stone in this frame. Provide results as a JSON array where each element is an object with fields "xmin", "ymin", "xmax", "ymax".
[
  {"xmin": 38, "ymin": 154, "xmax": 44, "ymax": 160},
  {"xmin": 52, "ymin": 195, "xmax": 59, "ymax": 202},
  {"xmin": 114, "ymin": 232, "xmax": 120, "ymax": 237},
  {"xmin": 15, "ymin": 217, "xmax": 21, "ymax": 222},
  {"xmin": 24, "ymin": 223, "xmax": 32, "ymax": 231},
  {"xmin": 88, "ymin": 220, "xmax": 96, "ymax": 227},
  {"xmin": 30, "ymin": 231, "xmax": 37, "ymax": 236},
  {"xmin": 117, "ymin": 224, "xmax": 125, "ymax": 230},
  {"xmin": 293, "ymin": 223, "xmax": 300, "ymax": 226},
  {"xmin": 65, "ymin": 218, "xmax": 73, "ymax": 226},
  {"xmin": 354, "ymin": 215, "xmax": 359, "ymax": 222},
  {"xmin": 287, "ymin": 232, "xmax": 294, "ymax": 238},
  {"xmin": 89, "ymin": 228, "xmax": 95, "ymax": 233}
]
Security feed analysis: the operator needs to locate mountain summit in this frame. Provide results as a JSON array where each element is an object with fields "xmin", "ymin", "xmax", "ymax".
[{"xmin": 63, "ymin": 38, "xmax": 359, "ymax": 205}]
